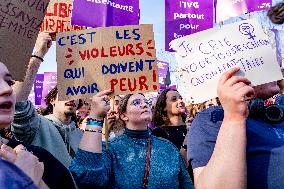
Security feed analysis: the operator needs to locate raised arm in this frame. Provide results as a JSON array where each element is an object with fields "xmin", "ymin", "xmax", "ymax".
[
  {"xmin": 70, "ymin": 90, "xmax": 113, "ymax": 188},
  {"xmin": 193, "ymin": 67, "xmax": 255, "ymax": 189},
  {"xmin": 79, "ymin": 89, "xmax": 112, "ymax": 152},
  {"xmin": 13, "ymin": 32, "xmax": 52, "ymax": 101}
]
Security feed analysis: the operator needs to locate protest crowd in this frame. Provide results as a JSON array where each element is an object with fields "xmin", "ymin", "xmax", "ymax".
[{"xmin": 1, "ymin": 0, "xmax": 284, "ymax": 189}]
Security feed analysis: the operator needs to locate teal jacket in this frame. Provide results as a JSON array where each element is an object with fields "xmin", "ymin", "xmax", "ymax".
[
  {"xmin": 11, "ymin": 100, "xmax": 83, "ymax": 168},
  {"xmin": 70, "ymin": 128, "xmax": 194, "ymax": 189}
]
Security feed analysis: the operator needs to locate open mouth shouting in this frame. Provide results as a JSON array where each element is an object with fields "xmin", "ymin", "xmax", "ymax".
[{"xmin": 0, "ymin": 101, "xmax": 13, "ymax": 113}]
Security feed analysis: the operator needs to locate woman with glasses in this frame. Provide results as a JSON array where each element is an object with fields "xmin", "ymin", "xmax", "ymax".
[{"xmin": 69, "ymin": 91, "xmax": 193, "ymax": 189}]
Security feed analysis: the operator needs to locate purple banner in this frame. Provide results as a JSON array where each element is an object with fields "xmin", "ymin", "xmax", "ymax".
[
  {"xmin": 41, "ymin": 72, "xmax": 57, "ymax": 107},
  {"xmin": 157, "ymin": 60, "xmax": 169, "ymax": 78},
  {"xmin": 71, "ymin": 0, "xmax": 139, "ymax": 28},
  {"xmin": 165, "ymin": 0, "xmax": 213, "ymax": 52},
  {"xmin": 34, "ymin": 74, "xmax": 44, "ymax": 105},
  {"xmin": 248, "ymin": 0, "xmax": 271, "ymax": 12},
  {"xmin": 216, "ymin": 0, "xmax": 271, "ymax": 22}
]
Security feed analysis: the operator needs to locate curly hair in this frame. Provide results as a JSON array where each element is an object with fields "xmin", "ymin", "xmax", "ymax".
[
  {"xmin": 152, "ymin": 89, "xmax": 186, "ymax": 127},
  {"xmin": 267, "ymin": 3, "xmax": 284, "ymax": 24}
]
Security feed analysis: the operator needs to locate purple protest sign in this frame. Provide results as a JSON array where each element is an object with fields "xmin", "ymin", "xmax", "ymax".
[
  {"xmin": 157, "ymin": 60, "xmax": 169, "ymax": 78},
  {"xmin": 247, "ymin": 0, "xmax": 272, "ymax": 12},
  {"xmin": 160, "ymin": 84, "xmax": 176, "ymax": 92},
  {"xmin": 71, "ymin": 0, "xmax": 139, "ymax": 28},
  {"xmin": 165, "ymin": 0, "xmax": 213, "ymax": 52},
  {"xmin": 41, "ymin": 72, "xmax": 57, "ymax": 107},
  {"xmin": 34, "ymin": 74, "xmax": 44, "ymax": 105}
]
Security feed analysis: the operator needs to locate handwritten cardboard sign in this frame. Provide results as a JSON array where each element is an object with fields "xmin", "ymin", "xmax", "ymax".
[
  {"xmin": 56, "ymin": 24, "xmax": 159, "ymax": 100},
  {"xmin": 0, "ymin": 0, "xmax": 50, "ymax": 81},
  {"xmin": 40, "ymin": 0, "xmax": 85, "ymax": 34},
  {"xmin": 170, "ymin": 19, "xmax": 283, "ymax": 104}
]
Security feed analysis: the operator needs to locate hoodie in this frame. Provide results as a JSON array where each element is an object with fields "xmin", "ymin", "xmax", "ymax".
[{"xmin": 11, "ymin": 100, "xmax": 83, "ymax": 168}]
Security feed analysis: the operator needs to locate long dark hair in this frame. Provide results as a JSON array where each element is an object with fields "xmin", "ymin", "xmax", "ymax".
[
  {"xmin": 41, "ymin": 86, "xmax": 58, "ymax": 116},
  {"xmin": 152, "ymin": 89, "xmax": 186, "ymax": 127},
  {"xmin": 268, "ymin": 3, "xmax": 284, "ymax": 24}
]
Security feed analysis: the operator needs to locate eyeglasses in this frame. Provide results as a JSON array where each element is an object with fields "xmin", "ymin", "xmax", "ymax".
[
  {"xmin": 130, "ymin": 99, "xmax": 150, "ymax": 107},
  {"xmin": 114, "ymin": 100, "xmax": 120, "ymax": 106}
]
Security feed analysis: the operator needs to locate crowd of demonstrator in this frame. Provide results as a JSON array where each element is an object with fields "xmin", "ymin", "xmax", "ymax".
[{"xmin": 0, "ymin": 3, "xmax": 284, "ymax": 189}]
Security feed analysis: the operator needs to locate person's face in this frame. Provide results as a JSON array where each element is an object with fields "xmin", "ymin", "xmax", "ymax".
[
  {"xmin": 113, "ymin": 95, "xmax": 121, "ymax": 113},
  {"xmin": 254, "ymin": 81, "xmax": 280, "ymax": 100},
  {"xmin": 121, "ymin": 94, "xmax": 152, "ymax": 125},
  {"xmin": 164, "ymin": 90, "xmax": 186, "ymax": 116},
  {"xmin": 0, "ymin": 63, "xmax": 16, "ymax": 128},
  {"xmin": 51, "ymin": 95, "xmax": 79, "ymax": 117}
]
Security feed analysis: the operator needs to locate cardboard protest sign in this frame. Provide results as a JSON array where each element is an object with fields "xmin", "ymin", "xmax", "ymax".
[
  {"xmin": 170, "ymin": 19, "xmax": 283, "ymax": 104},
  {"xmin": 216, "ymin": 0, "xmax": 272, "ymax": 22},
  {"xmin": 34, "ymin": 74, "xmax": 44, "ymax": 105},
  {"xmin": 71, "ymin": 0, "xmax": 139, "ymax": 28},
  {"xmin": 0, "ymin": 0, "xmax": 50, "ymax": 81},
  {"xmin": 40, "ymin": 0, "xmax": 85, "ymax": 34},
  {"xmin": 165, "ymin": 0, "xmax": 213, "ymax": 52},
  {"xmin": 57, "ymin": 24, "xmax": 159, "ymax": 100}
]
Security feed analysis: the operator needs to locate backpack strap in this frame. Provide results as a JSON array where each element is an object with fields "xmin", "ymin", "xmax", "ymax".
[{"xmin": 143, "ymin": 136, "xmax": 152, "ymax": 189}]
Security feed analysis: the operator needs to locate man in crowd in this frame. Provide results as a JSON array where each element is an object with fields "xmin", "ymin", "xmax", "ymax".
[
  {"xmin": 188, "ymin": 4, "xmax": 284, "ymax": 188},
  {"xmin": 188, "ymin": 66, "xmax": 283, "ymax": 188}
]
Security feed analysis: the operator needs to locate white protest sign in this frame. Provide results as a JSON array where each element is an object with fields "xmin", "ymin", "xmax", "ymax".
[{"xmin": 170, "ymin": 19, "xmax": 283, "ymax": 104}]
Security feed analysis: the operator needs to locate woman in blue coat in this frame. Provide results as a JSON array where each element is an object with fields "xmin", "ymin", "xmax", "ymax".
[{"xmin": 70, "ymin": 91, "xmax": 193, "ymax": 189}]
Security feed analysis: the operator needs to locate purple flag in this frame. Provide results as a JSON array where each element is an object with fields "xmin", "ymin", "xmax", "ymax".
[
  {"xmin": 41, "ymin": 72, "xmax": 57, "ymax": 107},
  {"xmin": 34, "ymin": 74, "xmax": 44, "ymax": 105},
  {"xmin": 71, "ymin": 0, "xmax": 139, "ymax": 28},
  {"xmin": 165, "ymin": 0, "xmax": 213, "ymax": 52}
]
